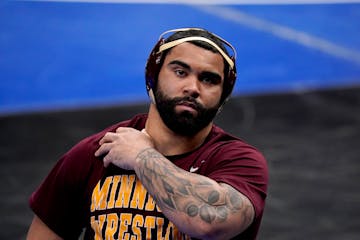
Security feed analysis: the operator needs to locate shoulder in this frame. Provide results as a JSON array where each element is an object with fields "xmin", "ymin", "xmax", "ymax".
[
  {"xmin": 59, "ymin": 114, "xmax": 148, "ymax": 177},
  {"xmin": 71, "ymin": 113, "xmax": 148, "ymax": 154},
  {"xmin": 206, "ymin": 125, "xmax": 266, "ymax": 161},
  {"xmin": 196, "ymin": 125, "xmax": 268, "ymax": 182}
]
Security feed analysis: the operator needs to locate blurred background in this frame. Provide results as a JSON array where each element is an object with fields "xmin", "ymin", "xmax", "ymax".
[{"xmin": 0, "ymin": 0, "xmax": 359, "ymax": 239}]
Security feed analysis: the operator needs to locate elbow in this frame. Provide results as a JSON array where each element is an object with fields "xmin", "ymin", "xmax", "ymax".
[
  {"xmin": 190, "ymin": 222, "xmax": 229, "ymax": 240},
  {"xmin": 189, "ymin": 215, "xmax": 251, "ymax": 240}
]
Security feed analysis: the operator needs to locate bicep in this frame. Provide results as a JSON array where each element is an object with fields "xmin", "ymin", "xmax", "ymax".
[{"xmin": 26, "ymin": 215, "xmax": 63, "ymax": 240}]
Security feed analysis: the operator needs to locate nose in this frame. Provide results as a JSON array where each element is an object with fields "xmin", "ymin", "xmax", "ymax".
[{"xmin": 183, "ymin": 75, "xmax": 200, "ymax": 98}]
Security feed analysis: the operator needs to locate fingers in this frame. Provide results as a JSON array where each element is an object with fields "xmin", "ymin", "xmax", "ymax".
[
  {"xmin": 97, "ymin": 147, "xmax": 116, "ymax": 168},
  {"xmin": 116, "ymin": 127, "xmax": 133, "ymax": 133},
  {"xmin": 99, "ymin": 132, "xmax": 117, "ymax": 145},
  {"xmin": 95, "ymin": 132, "xmax": 120, "ymax": 157},
  {"xmin": 95, "ymin": 129, "xmax": 131, "ymax": 158},
  {"xmin": 103, "ymin": 154, "xmax": 112, "ymax": 168},
  {"xmin": 94, "ymin": 142, "xmax": 112, "ymax": 157},
  {"xmin": 95, "ymin": 142, "xmax": 120, "ymax": 168},
  {"xmin": 95, "ymin": 127, "xmax": 152, "ymax": 169}
]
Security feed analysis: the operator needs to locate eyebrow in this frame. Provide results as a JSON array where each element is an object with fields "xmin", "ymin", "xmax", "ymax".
[{"xmin": 168, "ymin": 60, "xmax": 191, "ymax": 70}]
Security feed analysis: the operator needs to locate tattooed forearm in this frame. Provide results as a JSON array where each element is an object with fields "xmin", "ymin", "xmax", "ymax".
[{"xmin": 135, "ymin": 148, "xmax": 252, "ymax": 229}]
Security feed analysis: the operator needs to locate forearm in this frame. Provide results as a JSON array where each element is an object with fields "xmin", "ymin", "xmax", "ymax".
[
  {"xmin": 27, "ymin": 215, "xmax": 63, "ymax": 240},
  {"xmin": 134, "ymin": 148, "xmax": 254, "ymax": 239}
]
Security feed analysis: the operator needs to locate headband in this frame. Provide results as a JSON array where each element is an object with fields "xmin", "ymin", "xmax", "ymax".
[
  {"xmin": 157, "ymin": 28, "xmax": 237, "ymax": 69},
  {"xmin": 158, "ymin": 36, "xmax": 235, "ymax": 69}
]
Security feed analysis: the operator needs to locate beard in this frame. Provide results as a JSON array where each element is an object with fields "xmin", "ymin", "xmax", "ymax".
[{"xmin": 154, "ymin": 87, "xmax": 220, "ymax": 136}]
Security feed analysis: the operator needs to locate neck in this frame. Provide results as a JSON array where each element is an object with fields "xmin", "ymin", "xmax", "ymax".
[{"xmin": 145, "ymin": 104, "xmax": 212, "ymax": 156}]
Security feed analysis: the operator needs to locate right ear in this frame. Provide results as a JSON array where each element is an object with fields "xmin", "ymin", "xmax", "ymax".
[
  {"xmin": 145, "ymin": 39, "xmax": 165, "ymax": 97},
  {"xmin": 148, "ymin": 89, "xmax": 156, "ymax": 105}
]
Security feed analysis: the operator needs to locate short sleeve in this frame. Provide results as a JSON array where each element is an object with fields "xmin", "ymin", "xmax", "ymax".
[
  {"xmin": 29, "ymin": 136, "xmax": 100, "ymax": 239},
  {"xmin": 28, "ymin": 115, "xmax": 147, "ymax": 239},
  {"xmin": 207, "ymin": 142, "xmax": 268, "ymax": 219}
]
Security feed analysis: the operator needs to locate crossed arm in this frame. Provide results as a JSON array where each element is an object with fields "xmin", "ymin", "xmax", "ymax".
[
  {"xmin": 96, "ymin": 127, "xmax": 255, "ymax": 239},
  {"xmin": 27, "ymin": 127, "xmax": 255, "ymax": 240}
]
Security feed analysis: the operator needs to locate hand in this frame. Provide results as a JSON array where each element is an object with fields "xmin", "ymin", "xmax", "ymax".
[{"xmin": 94, "ymin": 127, "xmax": 154, "ymax": 169}]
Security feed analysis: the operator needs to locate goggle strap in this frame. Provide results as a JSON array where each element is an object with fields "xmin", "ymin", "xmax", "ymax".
[
  {"xmin": 158, "ymin": 28, "xmax": 237, "ymax": 58},
  {"xmin": 157, "ymin": 36, "xmax": 235, "ymax": 69}
]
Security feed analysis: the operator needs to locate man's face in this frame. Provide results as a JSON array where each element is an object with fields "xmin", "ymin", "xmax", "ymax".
[{"xmin": 155, "ymin": 42, "xmax": 225, "ymax": 136}]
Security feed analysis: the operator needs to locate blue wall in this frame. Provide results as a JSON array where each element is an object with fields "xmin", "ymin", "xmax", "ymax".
[{"xmin": 1, "ymin": 1, "xmax": 359, "ymax": 114}]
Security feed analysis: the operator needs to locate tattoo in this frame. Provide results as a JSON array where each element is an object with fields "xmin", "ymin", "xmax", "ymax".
[
  {"xmin": 207, "ymin": 190, "xmax": 220, "ymax": 204},
  {"xmin": 186, "ymin": 204, "xmax": 199, "ymax": 217},
  {"xmin": 200, "ymin": 205, "xmax": 216, "ymax": 223},
  {"xmin": 136, "ymin": 148, "xmax": 251, "ymax": 226}
]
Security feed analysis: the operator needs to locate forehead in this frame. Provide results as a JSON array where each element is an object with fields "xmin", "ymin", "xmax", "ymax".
[{"xmin": 163, "ymin": 42, "xmax": 225, "ymax": 74}]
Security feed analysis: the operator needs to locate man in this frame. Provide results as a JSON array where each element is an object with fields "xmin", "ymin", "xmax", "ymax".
[{"xmin": 27, "ymin": 28, "xmax": 268, "ymax": 239}]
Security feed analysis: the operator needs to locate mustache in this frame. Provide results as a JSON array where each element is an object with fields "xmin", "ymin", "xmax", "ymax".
[{"xmin": 173, "ymin": 96, "xmax": 202, "ymax": 111}]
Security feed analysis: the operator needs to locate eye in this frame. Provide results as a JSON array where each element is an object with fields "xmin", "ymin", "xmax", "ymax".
[
  {"xmin": 201, "ymin": 77, "xmax": 215, "ymax": 84},
  {"xmin": 199, "ymin": 72, "xmax": 221, "ymax": 85},
  {"xmin": 174, "ymin": 68, "xmax": 187, "ymax": 78}
]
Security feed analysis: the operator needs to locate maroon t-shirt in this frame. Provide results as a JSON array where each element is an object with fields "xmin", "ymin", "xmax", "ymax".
[{"xmin": 29, "ymin": 114, "xmax": 268, "ymax": 239}]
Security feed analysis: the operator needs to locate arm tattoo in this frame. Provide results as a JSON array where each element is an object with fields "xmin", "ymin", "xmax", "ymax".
[{"xmin": 136, "ymin": 148, "xmax": 253, "ymax": 227}]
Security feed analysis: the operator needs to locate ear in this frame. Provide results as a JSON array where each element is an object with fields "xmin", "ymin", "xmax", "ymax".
[
  {"xmin": 148, "ymin": 89, "xmax": 156, "ymax": 105},
  {"xmin": 145, "ymin": 39, "xmax": 165, "ymax": 96}
]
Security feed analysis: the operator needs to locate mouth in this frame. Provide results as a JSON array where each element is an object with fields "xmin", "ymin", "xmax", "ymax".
[
  {"xmin": 179, "ymin": 100, "xmax": 197, "ymax": 108},
  {"xmin": 176, "ymin": 101, "xmax": 198, "ymax": 114}
]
